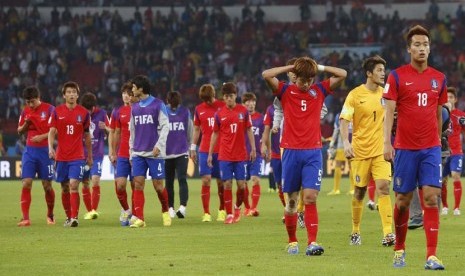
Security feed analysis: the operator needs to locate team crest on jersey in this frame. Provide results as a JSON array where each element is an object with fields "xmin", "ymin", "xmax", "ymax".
[
  {"xmin": 395, "ymin": 177, "xmax": 402, "ymax": 188},
  {"xmin": 238, "ymin": 113, "xmax": 244, "ymax": 120},
  {"xmin": 355, "ymin": 175, "xmax": 360, "ymax": 183},
  {"xmin": 431, "ymin": 79, "xmax": 439, "ymax": 90},
  {"xmin": 309, "ymin": 89, "xmax": 317, "ymax": 98},
  {"xmin": 77, "ymin": 115, "xmax": 82, "ymax": 123},
  {"xmin": 381, "ymin": 98, "xmax": 385, "ymax": 106}
]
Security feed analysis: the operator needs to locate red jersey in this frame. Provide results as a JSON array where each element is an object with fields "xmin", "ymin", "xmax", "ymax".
[
  {"xmin": 448, "ymin": 108, "xmax": 465, "ymax": 155},
  {"xmin": 273, "ymin": 80, "xmax": 332, "ymax": 149},
  {"xmin": 263, "ymin": 104, "xmax": 280, "ymax": 159},
  {"xmin": 49, "ymin": 104, "xmax": 90, "ymax": 161},
  {"xmin": 383, "ymin": 64, "xmax": 447, "ymax": 150},
  {"xmin": 213, "ymin": 104, "xmax": 252, "ymax": 161},
  {"xmin": 110, "ymin": 105, "xmax": 131, "ymax": 158},
  {"xmin": 194, "ymin": 100, "xmax": 225, "ymax": 153},
  {"xmin": 18, "ymin": 102, "xmax": 54, "ymax": 147}
]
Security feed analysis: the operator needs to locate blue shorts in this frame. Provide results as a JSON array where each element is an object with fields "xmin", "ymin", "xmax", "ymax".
[
  {"xmin": 219, "ymin": 160, "xmax": 247, "ymax": 181},
  {"xmin": 443, "ymin": 154, "xmax": 463, "ymax": 176},
  {"xmin": 131, "ymin": 156, "xmax": 165, "ymax": 179},
  {"xmin": 115, "ymin": 157, "xmax": 133, "ymax": 180},
  {"xmin": 21, "ymin": 146, "xmax": 54, "ymax": 180},
  {"xmin": 55, "ymin": 160, "xmax": 85, "ymax": 183},
  {"xmin": 281, "ymin": 149, "xmax": 323, "ymax": 193},
  {"xmin": 83, "ymin": 157, "xmax": 103, "ymax": 179},
  {"xmin": 270, "ymin": 158, "xmax": 282, "ymax": 184},
  {"xmin": 198, "ymin": 152, "xmax": 221, "ymax": 178},
  {"xmin": 393, "ymin": 147, "xmax": 442, "ymax": 193},
  {"xmin": 246, "ymin": 156, "xmax": 263, "ymax": 180}
]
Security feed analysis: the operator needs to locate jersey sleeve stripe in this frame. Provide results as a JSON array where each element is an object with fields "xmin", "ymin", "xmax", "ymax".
[
  {"xmin": 316, "ymin": 82, "xmax": 328, "ymax": 97},
  {"xmin": 277, "ymin": 83, "xmax": 288, "ymax": 100},
  {"xmin": 391, "ymin": 70, "xmax": 400, "ymax": 92}
]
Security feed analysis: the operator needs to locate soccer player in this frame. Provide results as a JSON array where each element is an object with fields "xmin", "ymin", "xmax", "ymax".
[
  {"xmin": 48, "ymin": 81, "xmax": 92, "ymax": 227},
  {"xmin": 128, "ymin": 75, "xmax": 171, "ymax": 228},
  {"xmin": 17, "ymin": 86, "xmax": 56, "ymax": 226},
  {"xmin": 165, "ymin": 91, "xmax": 193, "ymax": 219},
  {"xmin": 109, "ymin": 82, "xmax": 138, "ymax": 226},
  {"xmin": 242, "ymin": 92, "xmax": 264, "ymax": 217},
  {"xmin": 383, "ymin": 25, "xmax": 446, "ymax": 270},
  {"xmin": 441, "ymin": 87, "xmax": 463, "ymax": 216},
  {"xmin": 339, "ymin": 55, "xmax": 395, "ymax": 247},
  {"xmin": 207, "ymin": 82, "xmax": 256, "ymax": 224},
  {"xmin": 262, "ymin": 56, "xmax": 347, "ymax": 255},
  {"xmin": 190, "ymin": 84, "xmax": 226, "ymax": 222},
  {"xmin": 79, "ymin": 92, "xmax": 110, "ymax": 220}
]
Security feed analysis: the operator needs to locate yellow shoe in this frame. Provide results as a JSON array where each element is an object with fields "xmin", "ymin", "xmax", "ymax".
[
  {"xmin": 202, "ymin": 213, "xmax": 212, "ymax": 222},
  {"xmin": 216, "ymin": 210, "xmax": 226, "ymax": 222},
  {"xmin": 83, "ymin": 210, "xmax": 98, "ymax": 220},
  {"xmin": 162, "ymin": 212, "xmax": 172, "ymax": 226},
  {"xmin": 327, "ymin": 190, "xmax": 341, "ymax": 195},
  {"xmin": 347, "ymin": 190, "xmax": 354, "ymax": 195},
  {"xmin": 129, "ymin": 218, "xmax": 146, "ymax": 228}
]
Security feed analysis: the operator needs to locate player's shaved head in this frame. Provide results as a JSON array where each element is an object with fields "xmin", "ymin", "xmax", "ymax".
[
  {"xmin": 293, "ymin": 56, "xmax": 317, "ymax": 80},
  {"xmin": 62, "ymin": 81, "xmax": 80, "ymax": 95},
  {"xmin": 199, "ymin": 84, "xmax": 215, "ymax": 103},
  {"xmin": 406, "ymin": 25, "xmax": 430, "ymax": 47}
]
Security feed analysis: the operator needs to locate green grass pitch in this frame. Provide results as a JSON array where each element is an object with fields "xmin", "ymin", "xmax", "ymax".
[{"xmin": 0, "ymin": 178, "xmax": 462, "ymax": 275}]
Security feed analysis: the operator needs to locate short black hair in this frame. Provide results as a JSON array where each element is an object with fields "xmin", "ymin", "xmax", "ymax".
[
  {"xmin": 131, "ymin": 75, "xmax": 151, "ymax": 95},
  {"xmin": 221, "ymin": 82, "xmax": 237, "ymax": 95},
  {"xmin": 362, "ymin": 55, "xmax": 386, "ymax": 77},
  {"xmin": 23, "ymin": 86, "xmax": 40, "ymax": 100},
  {"xmin": 166, "ymin": 91, "xmax": 182, "ymax": 108},
  {"xmin": 80, "ymin": 92, "xmax": 97, "ymax": 110}
]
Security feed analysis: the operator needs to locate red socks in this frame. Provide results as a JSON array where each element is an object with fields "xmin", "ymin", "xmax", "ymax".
[
  {"xmin": 393, "ymin": 204, "xmax": 409, "ymax": 251},
  {"xmin": 454, "ymin": 180, "xmax": 462, "ymax": 210},
  {"xmin": 367, "ymin": 179, "xmax": 376, "ymax": 202},
  {"xmin": 224, "ymin": 188, "xmax": 232, "ymax": 215},
  {"xmin": 70, "ymin": 192, "xmax": 80, "ymax": 219},
  {"xmin": 441, "ymin": 180, "xmax": 448, "ymax": 208},
  {"xmin": 62, "ymin": 192, "xmax": 71, "ymax": 219},
  {"xmin": 304, "ymin": 203, "xmax": 318, "ymax": 244},
  {"xmin": 115, "ymin": 186, "xmax": 130, "ymax": 211},
  {"xmin": 20, "ymin": 187, "xmax": 31, "ymax": 220},
  {"xmin": 92, "ymin": 186, "xmax": 100, "ymax": 210},
  {"xmin": 133, "ymin": 190, "xmax": 145, "ymax": 220},
  {"xmin": 243, "ymin": 185, "xmax": 250, "ymax": 209},
  {"xmin": 201, "ymin": 185, "xmax": 210, "ymax": 214},
  {"xmin": 156, "ymin": 188, "xmax": 169, "ymax": 213},
  {"xmin": 235, "ymin": 187, "xmax": 244, "ymax": 208},
  {"xmin": 217, "ymin": 183, "xmax": 224, "ymax": 210},
  {"xmin": 82, "ymin": 186, "xmax": 92, "ymax": 212},
  {"xmin": 251, "ymin": 184, "xmax": 261, "ymax": 209},
  {"xmin": 45, "ymin": 188, "xmax": 55, "ymax": 217},
  {"xmin": 284, "ymin": 213, "xmax": 298, "ymax": 243},
  {"xmin": 423, "ymin": 206, "xmax": 439, "ymax": 258},
  {"xmin": 278, "ymin": 185, "xmax": 286, "ymax": 207}
]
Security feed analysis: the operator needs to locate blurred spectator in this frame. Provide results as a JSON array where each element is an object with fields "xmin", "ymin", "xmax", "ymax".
[{"xmin": 15, "ymin": 135, "xmax": 26, "ymax": 156}]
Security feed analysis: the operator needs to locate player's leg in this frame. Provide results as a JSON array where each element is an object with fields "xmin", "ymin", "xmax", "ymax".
[
  {"xmin": 243, "ymin": 163, "xmax": 251, "ymax": 214},
  {"xmin": 18, "ymin": 149, "xmax": 36, "ymax": 226},
  {"xmin": 392, "ymin": 149, "xmax": 419, "ymax": 267},
  {"xmin": 68, "ymin": 160, "xmax": 85, "ymax": 227},
  {"xmin": 372, "ymin": 155, "xmax": 394, "ymax": 246},
  {"xmin": 408, "ymin": 188, "xmax": 423, "ymax": 229},
  {"xmin": 198, "ymin": 152, "xmax": 212, "ymax": 220},
  {"xmin": 114, "ymin": 157, "xmax": 131, "ymax": 225},
  {"xmin": 249, "ymin": 157, "xmax": 262, "ymax": 216},
  {"xmin": 419, "ymin": 147, "xmax": 444, "ymax": 270},
  {"xmin": 450, "ymin": 155, "xmax": 462, "ymax": 215},
  {"xmin": 164, "ymin": 158, "xmax": 176, "ymax": 218},
  {"xmin": 366, "ymin": 178, "xmax": 376, "ymax": 210},
  {"xmin": 212, "ymin": 153, "xmax": 225, "ymax": 219},
  {"xmin": 328, "ymin": 155, "xmax": 343, "ymax": 195},
  {"xmin": 268, "ymin": 166, "xmax": 276, "ymax": 192},
  {"xmin": 271, "ymin": 158, "xmax": 285, "ymax": 207},
  {"xmin": 37, "ymin": 148, "xmax": 55, "ymax": 224},
  {"xmin": 348, "ymin": 159, "xmax": 369, "ymax": 245},
  {"xmin": 175, "ymin": 155, "xmax": 189, "ymax": 218},
  {"xmin": 148, "ymin": 158, "xmax": 170, "ymax": 226},
  {"xmin": 89, "ymin": 158, "xmax": 103, "ymax": 217},
  {"xmin": 130, "ymin": 156, "xmax": 148, "ymax": 227},
  {"xmin": 233, "ymin": 161, "xmax": 247, "ymax": 223},
  {"xmin": 441, "ymin": 157, "xmax": 451, "ymax": 215},
  {"xmin": 81, "ymin": 170, "xmax": 93, "ymax": 217},
  {"xmin": 220, "ymin": 161, "xmax": 235, "ymax": 224}
]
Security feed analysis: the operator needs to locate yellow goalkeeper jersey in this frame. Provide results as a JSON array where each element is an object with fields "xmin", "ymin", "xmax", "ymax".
[{"xmin": 339, "ymin": 84, "xmax": 385, "ymax": 159}]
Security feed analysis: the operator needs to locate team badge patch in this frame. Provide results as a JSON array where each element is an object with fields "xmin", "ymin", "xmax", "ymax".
[
  {"xmin": 395, "ymin": 177, "xmax": 402, "ymax": 188},
  {"xmin": 77, "ymin": 115, "xmax": 82, "ymax": 123},
  {"xmin": 355, "ymin": 175, "xmax": 360, "ymax": 183},
  {"xmin": 238, "ymin": 113, "xmax": 244, "ymax": 120},
  {"xmin": 40, "ymin": 111, "xmax": 46, "ymax": 119},
  {"xmin": 309, "ymin": 89, "xmax": 317, "ymax": 98},
  {"xmin": 431, "ymin": 79, "xmax": 438, "ymax": 90}
]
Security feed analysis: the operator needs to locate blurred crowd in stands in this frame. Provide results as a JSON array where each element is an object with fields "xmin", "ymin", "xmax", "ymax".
[{"xmin": 0, "ymin": 0, "xmax": 465, "ymax": 153}]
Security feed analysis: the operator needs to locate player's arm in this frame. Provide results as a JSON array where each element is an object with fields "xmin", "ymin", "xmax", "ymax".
[
  {"xmin": 129, "ymin": 116, "xmax": 135, "ymax": 160},
  {"xmin": 437, "ymin": 105, "xmax": 443, "ymax": 141},
  {"xmin": 207, "ymin": 130, "xmax": 218, "ymax": 168},
  {"xmin": 321, "ymin": 65, "xmax": 347, "ymax": 90},
  {"xmin": 30, "ymin": 132, "xmax": 48, "ymax": 143},
  {"xmin": 262, "ymin": 65, "xmax": 294, "ymax": 92},
  {"xmin": 247, "ymin": 127, "xmax": 256, "ymax": 162},
  {"xmin": 17, "ymin": 113, "xmax": 30, "ymax": 135},
  {"xmin": 383, "ymin": 99, "xmax": 396, "ymax": 161},
  {"xmin": 272, "ymin": 98, "xmax": 283, "ymax": 132},
  {"xmin": 321, "ymin": 103, "xmax": 328, "ymax": 119},
  {"xmin": 261, "ymin": 125, "xmax": 271, "ymax": 161},
  {"xmin": 190, "ymin": 125, "xmax": 200, "ymax": 163},
  {"xmin": 340, "ymin": 119, "xmax": 354, "ymax": 159},
  {"xmin": 48, "ymin": 127, "xmax": 57, "ymax": 159},
  {"xmin": 84, "ymin": 131, "xmax": 93, "ymax": 167},
  {"xmin": 154, "ymin": 104, "xmax": 170, "ymax": 158}
]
